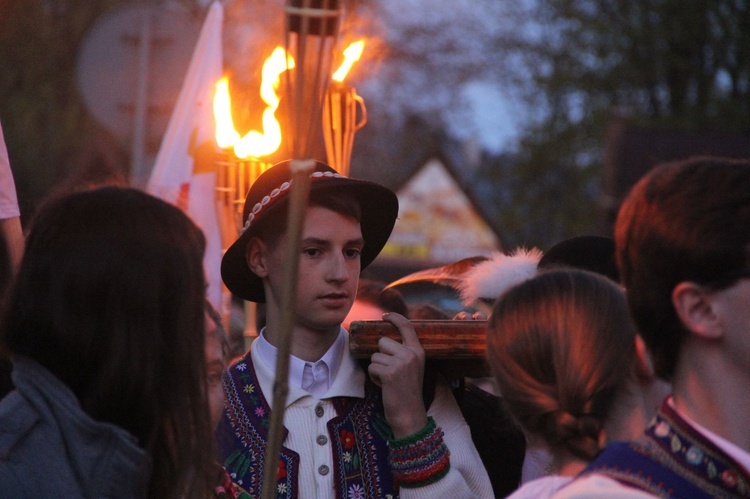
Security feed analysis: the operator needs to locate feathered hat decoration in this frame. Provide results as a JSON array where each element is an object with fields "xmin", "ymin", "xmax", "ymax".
[
  {"xmin": 458, "ymin": 247, "xmax": 543, "ymax": 307},
  {"xmin": 385, "ymin": 255, "xmax": 490, "ymax": 291}
]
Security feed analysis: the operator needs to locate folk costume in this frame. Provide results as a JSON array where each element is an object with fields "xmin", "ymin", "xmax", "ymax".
[
  {"xmin": 216, "ymin": 328, "xmax": 492, "ymax": 498},
  {"xmin": 217, "ymin": 160, "xmax": 493, "ymax": 498},
  {"xmin": 554, "ymin": 398, "xmax": 750, "ymax": 498}
]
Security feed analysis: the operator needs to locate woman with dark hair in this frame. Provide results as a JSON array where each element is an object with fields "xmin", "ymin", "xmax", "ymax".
[
  {"xmin": 0, "ymin": 186, "xmax": 215, "ymax": 498},
  {"xmin": 486, "ymin": 269, "xmax": 670, "ymax": 498}
]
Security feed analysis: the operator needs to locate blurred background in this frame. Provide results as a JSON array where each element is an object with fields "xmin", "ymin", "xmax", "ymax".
[{"xmin": 2, "ymin": 0, "xmax": 750, "ymax": 258}]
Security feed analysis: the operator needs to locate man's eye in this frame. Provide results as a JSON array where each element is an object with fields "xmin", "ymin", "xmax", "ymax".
[
  {"xmin": 303, "ymin": 248, "xmax": 321, "ymax": 257},
  {"xmin": 344, "ymin": 248, "xmax": 362, "ymax": 259}
]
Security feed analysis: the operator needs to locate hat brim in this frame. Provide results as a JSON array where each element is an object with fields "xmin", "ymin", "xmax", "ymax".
[{"xmin": 221, "ymin": 177, "xmax": 398, "ymax": 302}]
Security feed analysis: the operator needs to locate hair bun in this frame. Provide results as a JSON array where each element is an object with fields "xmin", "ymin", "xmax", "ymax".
[{"xmin": 552, "ymin": 411, "xmax": 602, "ymax": 461}]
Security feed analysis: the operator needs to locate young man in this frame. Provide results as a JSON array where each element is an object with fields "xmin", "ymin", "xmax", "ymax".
[
  {"xmin": 216, "ymin": 160, "xmax": 492, "ymax": 498},
  {"xmin": 555, "ymin": 157, "xmax": 750, "ymax": 498}
]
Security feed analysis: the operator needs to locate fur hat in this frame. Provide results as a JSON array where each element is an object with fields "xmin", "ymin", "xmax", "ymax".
[
  {"xmin": 458, "ymin": 248, "xmax": 543, "ymax": 307},
  {"xmin": 221, "ymin": 160, "xmax": 399, "ymax": 302}
]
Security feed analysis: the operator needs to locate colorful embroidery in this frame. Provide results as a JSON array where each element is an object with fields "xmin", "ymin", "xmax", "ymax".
[
  {"xmin": 215, "ymin": 353, "xmax": 299, "ymax": 498},
  {"xmin": 329, "ymin": 381, "xmax": 396, "ymax": 498},
  {"xmin": 579, "ymin": 400, "xmax": 750, "ymax": 498},
  {"xmin": 388, "ymin": 417, "xmax": 451, "ymax": 488},
  {"xmin": 217, "ymin": 353, "xmax": 397, "ymax": 498}
]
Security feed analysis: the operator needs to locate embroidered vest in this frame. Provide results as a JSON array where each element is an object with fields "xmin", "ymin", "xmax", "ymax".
[
  {"xmin": 215, "ymin": 353, "xmax": 397, "ymax": 499},
  {"xmin": 578, "ymin": 401, "xmax": 750, "ymax": 498}
]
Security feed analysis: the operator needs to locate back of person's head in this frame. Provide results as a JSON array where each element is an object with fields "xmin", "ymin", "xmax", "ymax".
[
  {"xmin": 1, "ymin": 185, "xmax": 213, "ymax": 498},
  {"xmin": 486, "ymin": 269, "xmax": 636, "ymax": 462},
  {"xmin": 615, "ymin": 156, "xmax": 750, "ymax": 379},
  {"xmin": 343, "ymin": 278, "xmax": 409, "ymax": 329},
  {"xmin": 356, "ymin": 279, "xmax": 409, "ymax": 316},
  {"xmin": 538, "ymin": 235, "xmax": 619, "ymax": 283},
  {"xmin": 409, "ymin": 303, "xmax": 451, "ymax": 320}
]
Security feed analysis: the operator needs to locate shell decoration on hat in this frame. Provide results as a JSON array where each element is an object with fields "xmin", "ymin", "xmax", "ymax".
[{"xmin": 241, "ymin": 171, "xmax": 344, "ymax": 234}]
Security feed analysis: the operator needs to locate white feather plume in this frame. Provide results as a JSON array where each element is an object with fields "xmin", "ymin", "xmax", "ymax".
[{"xmin": 458, "ymin": 247, "xmax": 543, "ymax": 306}]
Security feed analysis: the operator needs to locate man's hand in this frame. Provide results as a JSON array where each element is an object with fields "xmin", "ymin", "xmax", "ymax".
[{"xmin": 367, "ymin": 313, "xmax": 429, "ymax": 438}]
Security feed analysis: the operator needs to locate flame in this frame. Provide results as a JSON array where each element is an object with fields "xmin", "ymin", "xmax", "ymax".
[
  {"xmin": 332, "ymin": 40, "xmax": 365, "ymax": 82},
  {"xmin": 213, "ymin": 78, "xmax": 240, "ymax": 149},
  {"xmin": 213, "ymin": 47, "xmax": 295, "ymax": 159}
]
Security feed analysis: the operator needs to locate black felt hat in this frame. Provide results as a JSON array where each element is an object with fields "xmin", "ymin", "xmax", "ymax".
[
  {"xmin": 537, "ymin": 235, "xmax": 619, "ymax": 282},
  {"xmin": 221, "ymin": 160, "xmax": 399, "ymax": 302}
]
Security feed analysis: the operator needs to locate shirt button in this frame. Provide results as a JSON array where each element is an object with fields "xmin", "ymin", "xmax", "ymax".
[
  {"xmin": 317, "ymin": 435, "xmax": 328, "ymax": 445},
  {"xmin": 315, "ymin": 404, "xmax": 324, "ymax": 417},
  {"xmin": 318, "ymin": 464, "xmax": 330, "ymax": 476}
]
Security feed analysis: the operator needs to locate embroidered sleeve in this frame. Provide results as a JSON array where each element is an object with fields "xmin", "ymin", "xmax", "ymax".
[{"xmin": 387, "ymin": 416, "xmax": 451, "ymax": 488}]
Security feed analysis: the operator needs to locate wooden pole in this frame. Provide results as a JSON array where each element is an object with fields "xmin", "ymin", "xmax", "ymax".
[
  {"xmin": 259, "ymin": 1, "xmax": 341, "ymax": 495},
  {"xmin": 260, "ymin": 158, "xmax": 315, "ymax": 499}
]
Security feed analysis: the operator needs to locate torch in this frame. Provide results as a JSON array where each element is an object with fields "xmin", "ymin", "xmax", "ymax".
[
  {"xmin": 213, "ymin": 48, "xmax": 295, "ymax": 244},
  {"xmin": 261, "ymin": 2, "xmax": 343, "ymax": 498},
  {"xmin": 322, "ymin": 40, "xmax": 367, "ymax": 176}
]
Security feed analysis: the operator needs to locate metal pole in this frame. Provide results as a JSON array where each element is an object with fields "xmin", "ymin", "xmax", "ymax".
[{"xmin": 131, "ymin": 7, "xmax": 152, "ymax": 188}]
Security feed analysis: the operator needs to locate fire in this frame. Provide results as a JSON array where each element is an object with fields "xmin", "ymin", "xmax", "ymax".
[
  {"xmin": 213, "ymin": 47, "xmax": 295, "ymax": 159},
  {"xmin": 213, "ymin": 78, "xmax": 239, "ymax": 149},
  {"xmin": 332, "ymin": 40, "xmax": 365, "ymax": 82}
]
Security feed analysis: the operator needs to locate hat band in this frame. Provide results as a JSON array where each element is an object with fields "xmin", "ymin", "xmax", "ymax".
[{"xmin": 241, "ymin": 170, "xmax": 345, "ymax": 234}]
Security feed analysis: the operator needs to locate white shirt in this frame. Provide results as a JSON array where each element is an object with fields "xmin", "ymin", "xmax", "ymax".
[
  {"xmin": 508, "ymin": 475, "xmax": 573, "ymax": 499},
  {"xmin": 254, "ymin": 328, "xmax": 345, "ymax": 398}
]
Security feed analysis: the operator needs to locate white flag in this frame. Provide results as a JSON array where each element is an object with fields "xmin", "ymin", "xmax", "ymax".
[
  {"xmin": 0, "ymin": 119, "xmax": 20, "ymax": 220},
  {"xmin": 147, "ymin": 1, "xmax": 224, "ymax": 310},
  {"xmin": 0, "ymin": 117, "xmax": 24, "ymax": 273}
]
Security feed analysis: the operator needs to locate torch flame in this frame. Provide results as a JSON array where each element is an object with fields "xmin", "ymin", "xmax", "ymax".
[
  {"xmin": 332, "ymin": 40, "xmax": 365, "ymax": 82},
  {"xmin": 213, "ymin": 47, "xmax": 295, "ymax": 159},
  {"xmin": 214, "ymin": 78, "xmax": 240, "ymax": 149}
]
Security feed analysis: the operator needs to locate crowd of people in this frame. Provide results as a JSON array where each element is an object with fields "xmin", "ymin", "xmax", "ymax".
[{"xmin": 0, "ymin": 110, "xmax": 748, "ymax": 498}]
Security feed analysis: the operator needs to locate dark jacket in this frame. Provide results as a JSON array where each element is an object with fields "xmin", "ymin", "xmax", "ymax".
[{"xmin": 0, "ymin": 356, "xmax": 151, "ymax": 498}]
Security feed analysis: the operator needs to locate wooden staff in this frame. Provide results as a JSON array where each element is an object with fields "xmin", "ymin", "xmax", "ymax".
[
  {"xmin": 260, "ymin": 158, "xmax": 315, "ymax": 499},
  {"xmin": 260, "ymin": 1, "xmax": 340, "ymax": 496}
]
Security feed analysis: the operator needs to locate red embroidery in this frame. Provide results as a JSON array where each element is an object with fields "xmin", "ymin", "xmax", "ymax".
[
  {"xmin": 340, "ymin": 429, "xmax": 355, "ymax": 450},
  {"xmin": 277, "ymin": 459, "xmax": 287, "ymax": 480}
]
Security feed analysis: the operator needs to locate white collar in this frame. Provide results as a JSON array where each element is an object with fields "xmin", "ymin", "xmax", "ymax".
[{"xmin": 251, "ymin": 328, "xmax": 364, "ymax": 407}]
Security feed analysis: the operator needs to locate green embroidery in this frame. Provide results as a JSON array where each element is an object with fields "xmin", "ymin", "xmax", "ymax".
[
  {"xmin": 707, "ymin": 460, "xmax": 718, "ymax": 479},
  {"xmin": 671, "ymin": 434, "xmax": 681, "ymax": 453}
]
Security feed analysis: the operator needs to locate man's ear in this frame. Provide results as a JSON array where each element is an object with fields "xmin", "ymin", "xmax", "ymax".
[
  {"xmin": 246, "ymin": 237, "xmax": 269, "ymax": 278},
  {"xmin": 671, "ymin": 281, "xmax": 723, "ymax": 341}
]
